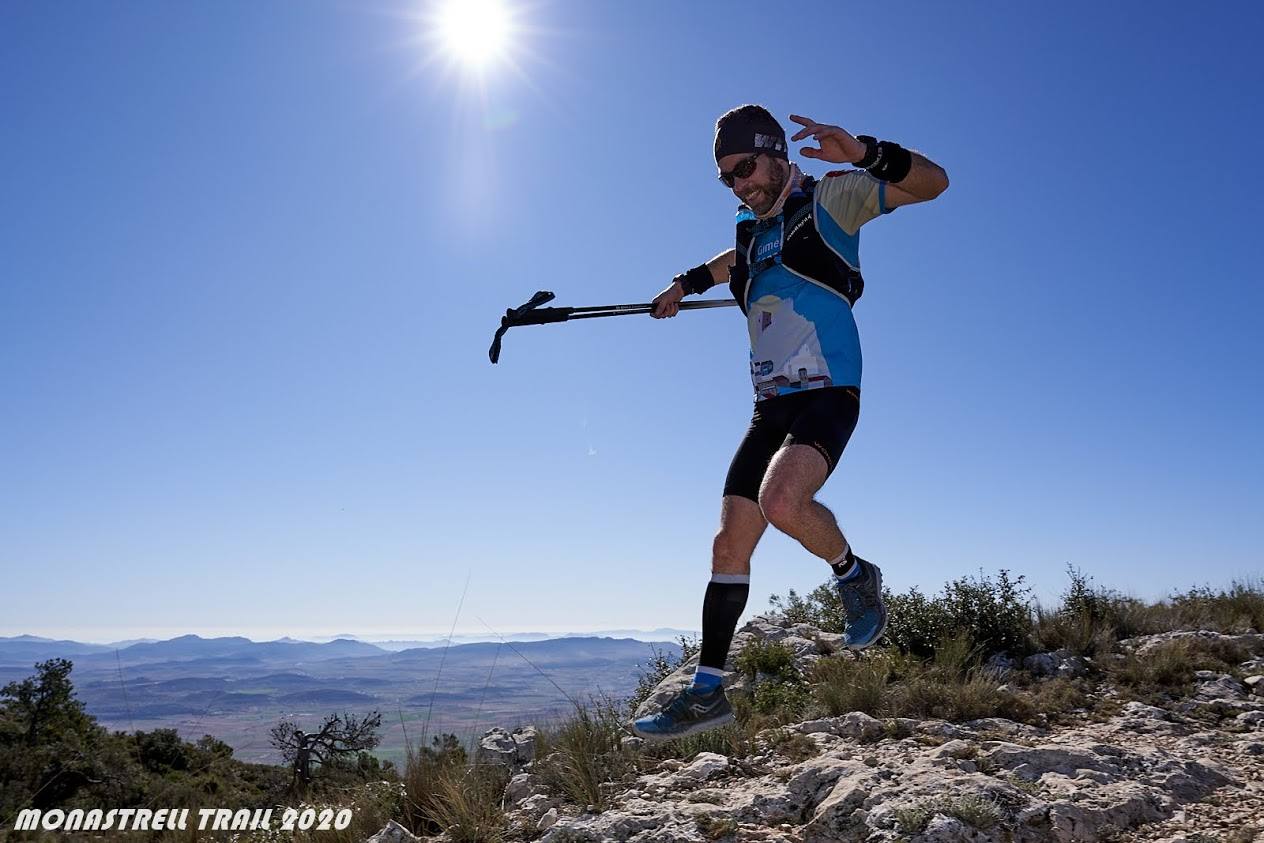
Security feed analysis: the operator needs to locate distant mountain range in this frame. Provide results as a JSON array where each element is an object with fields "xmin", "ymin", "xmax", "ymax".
[
  {"xmin": 0, "ymin": 634, "xmax": 388, "ymax": 666},
  {"xmin": 322, "ymin": 628, "xmax": 699, "ymax": 651},
  {"xmin": 0, "ymin": 628, "xmax": 699, "ymax": 662},
  {"xmin": 0, "ymin": 633, "xmax": 685, "ymax": 764}
]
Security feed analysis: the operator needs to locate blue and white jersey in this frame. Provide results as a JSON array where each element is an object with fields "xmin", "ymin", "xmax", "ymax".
[{"xmin": 746, "ymin": 170, "xmax": 889, "ymax": 401}]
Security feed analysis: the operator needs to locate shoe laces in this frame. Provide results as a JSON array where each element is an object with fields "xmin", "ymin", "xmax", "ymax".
[
  {"xmin": 662, "ymin": 688, "xmax": 700, "ymax": 720},
  {"xmin": 837, "ymin": 568, "xmax": 880, "ymax": 613}
]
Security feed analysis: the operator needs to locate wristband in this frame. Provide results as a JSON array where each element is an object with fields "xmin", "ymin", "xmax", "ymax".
[
  {"xmin": 853, "ymin": 135, "xmax": 912, "ymax": 183},
  {"xmin": 869, "ymin": 141, "xmax": 912, "ymax": 183},
  {"xmin": 854, "ymin": 135, "xmax": 880, "ymax": 169},
  {"xmin": 674, "ymin": 263, "xmax": 714, "ymax": 296}
]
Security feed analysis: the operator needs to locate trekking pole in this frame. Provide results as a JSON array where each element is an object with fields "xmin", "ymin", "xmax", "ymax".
[{"xmin": 488, "ymin": 290, "xmax": 738, "ymax": 363}]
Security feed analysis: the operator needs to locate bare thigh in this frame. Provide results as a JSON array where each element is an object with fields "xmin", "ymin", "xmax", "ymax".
[
  {"xmin": 758, "ymin": 443, "xmax": 847, "ymax": 560},
  {"xmin": 711, "ymin": 495, "xmax": 768, "ymax": 576},
  {"xmin": 759, "ymin": 443, "xmax": 830, "ymax": 520}
]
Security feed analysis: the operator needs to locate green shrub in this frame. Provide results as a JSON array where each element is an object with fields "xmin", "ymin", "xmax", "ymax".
[
  {"xmin": 775, "ymin": 569, "xmax": 1034, "ymax": 660},
  {"xmin": 893, "ymin": 794, "xmax": 1002, "ymax": 833},
  {"xmin": 1110, "ymin": 635, "xmax": 1252, "ymax": 704},
  {"xmin": 892, "ymin": 673, "xmax": 1024, "ymax": 723},
  {"xmin": 947, "ymin": 794, "xmax": 1003, "ymax": 829},
  {"xmin": 886, "ymin": 570, "xmax": 1033, "ymax": 659},
  {"xmin": 135, "ymin": 728, "xmax": 192, "ymax": 773},
  {"xmin": 734, "ymin": 640, "xmax": 799, "ymax": 681},
  {"xmin": 1168, "ymin": 580, "xmax": 1264, "ymax": 633},
  {"xmin": 1025, "ymin": 677, "xmax": 1090, "ymax": 723},
  {"xmin": 750, "ymin": 679, "xmax": 811, "ymax": 718},
  {"xmin": 1033, "ymin": 566, "xmax": 1167, "ymax": 655},
  {"xmin": 769, "ymin": 582, "xmax": 841, "ymax": 630},
  {"xmin": 809, "ymin": 645, "xmax": 1039, "ymax": 724}
]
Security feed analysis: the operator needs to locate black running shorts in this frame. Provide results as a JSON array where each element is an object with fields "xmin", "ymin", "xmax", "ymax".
[{"xmin": 722, "ymin": 386, "xmax": 860, "ymax": 503}]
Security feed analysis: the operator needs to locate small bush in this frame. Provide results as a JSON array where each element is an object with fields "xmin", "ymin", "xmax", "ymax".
[
  {"xmin": 1025, "ymin": 677, "xmax": 1090, "ymax": 723},
  {"xmin": 890, "ymin": 672, "xmax": 1022, "ymax": 723},
  {"xmin": 1033, "ymin": 566, "xmax": 1167, "ymax": 655},
  {"xmin": 948, "ymin": 794, "xmax": 1003, "ymax": 829},
  {"xmin": 751, "ymin": 678, "xmax": 811, "ymax": 718},
  {"xmin": 809, "ymin": 646, "xmax": 1041, "ymax": 724},
  {"xmin": 535, "ymin": 697, "xmax": 631, "ymax": 812},
  {"xmin": 1113, "ymin": 642, "xmax": 1199, "ymax": 696},
  {"xmin": 886, "ymin": 570, "xmax": 1033, "ymax": 659},
  {"xmin": 401, "ymin": 733, "xmax": 472, "ymax": 836},
  {"xmin": 774, "ymin": 569, "xmax": 1034, "ymax": 660},
  {"xmin": 769, "ymin": 583, "xmax": 840, "ymax": 630},
  {"xmin": 763, "ymin": 728, "xmax": 818, "ymax": 763},
  {"xmin": 734, "ymin": 640, "xmax": 798, "ymax": 681},
  {"xmin": 695, "ymin": 814, "xmax": 739, "ymax": 840},
  {"xmin": 417, "ymin": 762, "xmax": 509, "ymax": 843},
  {"xmin": 811, "ymin": 654, "xmax": 889, "ymax": 718},
  {"xmin": 1168, "ymin": 580, "xmax": 1264, "ymax": 633},
  {"xmin": 893, "ymin": 794, "xmax": 1002, "ymax": 833},
  {"xmin": 1110, "ymin": 635, "xmax": 1251, "ymax": 703},
  {"xmin": 893, "ymin": 800, "xmax": 937, "ymax": 834}
]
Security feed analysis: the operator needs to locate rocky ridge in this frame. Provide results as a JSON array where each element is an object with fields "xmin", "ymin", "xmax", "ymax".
[{"xmin": 371, "ymin": 615, "xmax": 1264, "ymax": 843}]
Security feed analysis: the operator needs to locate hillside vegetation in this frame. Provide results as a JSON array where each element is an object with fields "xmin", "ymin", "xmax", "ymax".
[{"xmin": 4, "ymin": 569, "xmax": 1262, "ymax": 842}]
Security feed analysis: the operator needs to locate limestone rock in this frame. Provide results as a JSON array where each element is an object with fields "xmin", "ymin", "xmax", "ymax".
[
  {"xmin": 475, "ymin": 725, "xmax": 537, "ymax": 772},
  {"xmin": 505, "ymin": 617, "xmax": 1264, "ymax": 843},
  {"xmin": 1121, "ymin": 630, "xmax": 1264, "ymax": 657},
  {"xmin": 504, "ymin": 771, "xmax": 543, "ymax": 805},
  {"xmin": 677, "ymin": 752, "xmax": 729, "ymax": 782},
  {"xmin": 537, "ymin": 807, "xmax": 559, "ymax": 831},
  {"xmin": 796, "ymin": 712, "xmax": 883, "ymax": 742},
  {"xmin": 1022, "ymin": 649, "xmax": 1089, "ymax": 678},
  {"xmin": 365, "ymin": 820, "xmax": 421, "ymax": 843}
]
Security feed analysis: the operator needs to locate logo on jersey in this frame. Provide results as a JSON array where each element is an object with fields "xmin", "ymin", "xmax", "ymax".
[{"xmin": 755, "ymin": 238, "xmax": 779, "ymax": 263}]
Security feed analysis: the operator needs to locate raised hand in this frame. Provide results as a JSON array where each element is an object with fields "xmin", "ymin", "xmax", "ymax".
[{"xmin": 789, "ymin": 114, "xmax": 866, "ymax": 165}]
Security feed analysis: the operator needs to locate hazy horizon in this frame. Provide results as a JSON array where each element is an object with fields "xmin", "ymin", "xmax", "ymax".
[
  {"xmin": 0, "ymin": 625, "xmax": 702, "ymax": 646},
  {"xmin": 5, "ymin": 570, "xmax": 1261, "ymax": 645}
]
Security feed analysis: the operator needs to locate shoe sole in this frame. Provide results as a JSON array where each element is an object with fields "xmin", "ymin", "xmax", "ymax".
[
  {"xmin": 629, "ymin": 709, "xmax": 736, "ymax": 743},
  {"xmin": 845, "ymin": 562, "xmax": 889, "ymax": 650}
]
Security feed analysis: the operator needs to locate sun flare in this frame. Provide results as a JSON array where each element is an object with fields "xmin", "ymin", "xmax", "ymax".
[{"xmin": 435, "ymin": 0, "xmax": 513, "ymax": 70}]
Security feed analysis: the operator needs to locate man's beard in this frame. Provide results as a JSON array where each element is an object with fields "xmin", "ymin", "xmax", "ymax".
[{"xmin": 745, "ymin": 162, "xmax": 788, "ymax": 216}]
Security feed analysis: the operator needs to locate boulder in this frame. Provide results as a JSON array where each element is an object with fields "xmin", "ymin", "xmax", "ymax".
[{"xmin": 475, "ymin": 726, "xmax": 537, "ymax": 772}]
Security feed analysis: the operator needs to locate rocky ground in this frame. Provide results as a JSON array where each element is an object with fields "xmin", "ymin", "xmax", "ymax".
[{"xmin": 368, "ymin": 619, "xmax": 1264, "ymax": 843}]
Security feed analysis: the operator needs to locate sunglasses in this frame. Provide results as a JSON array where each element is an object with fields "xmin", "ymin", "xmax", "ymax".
[{"xmin": 717, "ymin": 153, "xmax": 761, "ymax": 188}]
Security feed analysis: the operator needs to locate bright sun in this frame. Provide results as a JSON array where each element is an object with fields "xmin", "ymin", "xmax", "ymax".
[{"xmin": 436, "ymin": 0, "xmax": 513, "ymax": 70}]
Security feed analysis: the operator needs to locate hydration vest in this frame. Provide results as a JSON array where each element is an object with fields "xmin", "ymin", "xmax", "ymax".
[{"xmin": 728, "ymin": 175, "xmax": 866, "ymax": 314}]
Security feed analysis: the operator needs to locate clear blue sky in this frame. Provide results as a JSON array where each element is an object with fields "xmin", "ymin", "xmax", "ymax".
[{"xmin": 3, "ymin": 1, "xmax": 1261, "ymax": 642}]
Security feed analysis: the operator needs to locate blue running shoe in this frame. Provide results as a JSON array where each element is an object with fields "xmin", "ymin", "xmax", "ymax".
[
  {"xmin": 631, "ymin": 684, "xmax": 734, "ymax": 742},
  {"xmin": 836, "ymin": 557, "xmax": 888, "ymax": 649}
]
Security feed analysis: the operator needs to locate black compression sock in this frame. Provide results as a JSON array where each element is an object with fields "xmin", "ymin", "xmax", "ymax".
[{"xmin": 699, "ymin": 574, "xmax": 750, "ymax": 672}]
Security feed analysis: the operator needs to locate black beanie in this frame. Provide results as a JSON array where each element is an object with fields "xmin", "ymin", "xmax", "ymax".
[{"xmin": 714, "ymin": 106, "xmax": 787, "ymax": 163}]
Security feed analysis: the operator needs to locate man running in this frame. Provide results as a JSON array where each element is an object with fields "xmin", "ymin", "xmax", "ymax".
[{"xmin": 632, "ymin": 105, "xmax": 948, "ymax": 741}]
